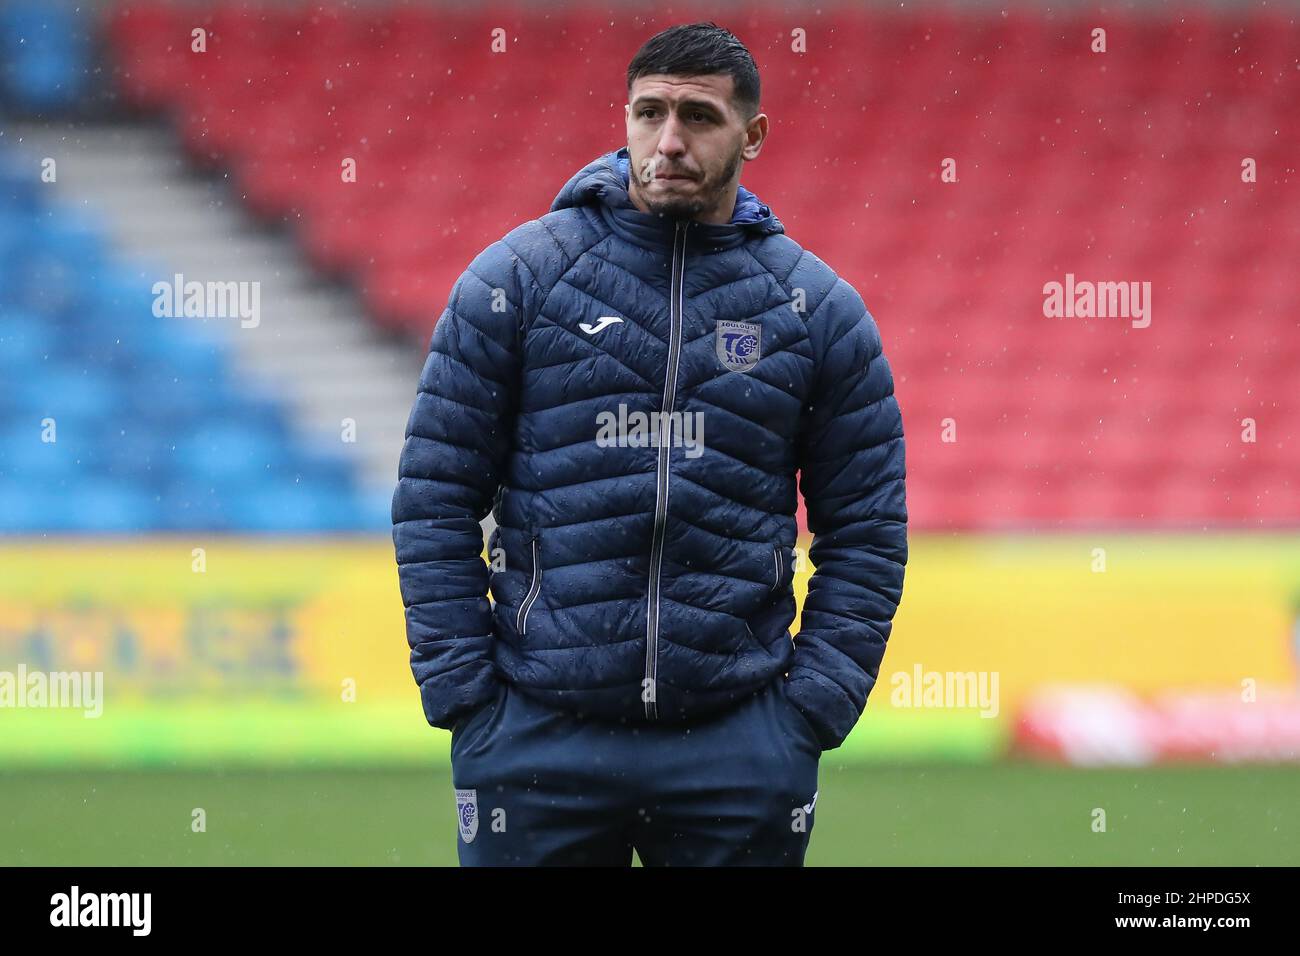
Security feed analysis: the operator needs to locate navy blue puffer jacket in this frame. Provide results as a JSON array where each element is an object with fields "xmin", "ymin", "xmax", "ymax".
[{"xmin": 392, "ymin": 146, "xmax": 907, "ymax": 751}]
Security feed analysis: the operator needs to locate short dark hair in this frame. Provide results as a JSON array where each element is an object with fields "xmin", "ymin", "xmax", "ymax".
[{"xmin": 626, "ymin": 22, "xmax": 760, "ymax": 121}]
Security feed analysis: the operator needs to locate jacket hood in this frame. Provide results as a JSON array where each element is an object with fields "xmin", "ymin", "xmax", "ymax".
[{"xmin": 550, "ymin": 146, "xmax": 784, "ymax": 251}]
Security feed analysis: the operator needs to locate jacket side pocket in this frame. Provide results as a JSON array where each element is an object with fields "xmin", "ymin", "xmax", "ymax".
[
  {"xmin": 516, "ymin": 534, "xmax": 542, "ymax": 636},
  {"xmin": 771, "ymin": 544, "xmax": 795, "ymax": 593},
  {"xmin": 776, "ymin": 677, "xmax": 822, "ymax": 755},
  {"xmin": 451, "ymin": 681, "xmax": 508, "ymax": 757}
]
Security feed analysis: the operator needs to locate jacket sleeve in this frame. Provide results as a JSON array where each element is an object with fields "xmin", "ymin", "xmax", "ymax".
[
  {"xmin": 391, "ymin": 239, "xmax": 526, "ymax": 730},
  {"xmin": 789, "ymin": 278, "xmax": 908, "ymax": 751}
]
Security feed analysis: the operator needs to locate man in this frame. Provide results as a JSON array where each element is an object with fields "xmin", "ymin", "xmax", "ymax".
[{"xmin": 392, "ymin": 22, "xmax": 907, "ymax": 866}]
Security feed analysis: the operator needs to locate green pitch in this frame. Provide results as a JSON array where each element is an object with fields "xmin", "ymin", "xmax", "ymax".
[{"xmin": 2, "ymin": 763, "xmax": 1297, "ymax": 866}]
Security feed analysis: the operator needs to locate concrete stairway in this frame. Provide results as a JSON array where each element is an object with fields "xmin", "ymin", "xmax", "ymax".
[{"xmin": 9, "ymin": 121, "xmax": 427, "ymax": 519}]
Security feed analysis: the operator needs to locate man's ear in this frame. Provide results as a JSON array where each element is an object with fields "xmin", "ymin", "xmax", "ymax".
[{"xmin": 742, "ymin": 113, "xmax": 768, "ymax": 161}]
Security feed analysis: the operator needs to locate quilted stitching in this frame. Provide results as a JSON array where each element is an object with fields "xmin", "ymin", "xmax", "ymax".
[{"xmin": 393, "ymin": 147, "xmax": 907, "ymax": 750}]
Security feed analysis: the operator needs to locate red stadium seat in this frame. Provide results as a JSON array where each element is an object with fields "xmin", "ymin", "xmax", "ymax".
[{"xmin": 102, "ymin": 1, "xmax": 1300, "ymax": 529}]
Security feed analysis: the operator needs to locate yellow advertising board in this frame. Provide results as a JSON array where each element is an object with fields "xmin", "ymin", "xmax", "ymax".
[{"xmin": 0, "ymin": 534, "xmax": 1296, "ymax": 764}]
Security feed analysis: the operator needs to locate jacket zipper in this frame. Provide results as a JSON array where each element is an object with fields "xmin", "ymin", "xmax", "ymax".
[
  {"xmin": 772, "ymin": 547, "xmax": 782, "ymax": 592},
  {"xmin": 644, "ymin": 220, "xmax": 689, "ymax": 719},
  {"xmin": 517, "ymin": 536, "xmax": 541, "ymax": 635}
]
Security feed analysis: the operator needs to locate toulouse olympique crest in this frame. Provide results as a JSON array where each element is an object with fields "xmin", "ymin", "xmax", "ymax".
[
  {"xmin": 455, "ymin": 788, "xmax": 479, "ymax": 843},
  {"xmin": 715, "ymin": 319, "xmax": 762, "ymax": 373}
]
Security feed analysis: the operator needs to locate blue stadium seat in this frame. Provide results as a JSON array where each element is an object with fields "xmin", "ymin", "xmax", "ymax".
[
  {"xmin": 230, "ymin": 478, "xmax": 362, "ymax": 533},
  {"xmin": 10, "ymin": 366, "xmax": 121, "ymax": 422},
  {"xmin": 174, "ymin": 423, "xmax": 289, "ymax": 484},
  {"xmin": 156, "ymin": 480, "xmax": 232, "ymax": 532},
  {"xmin": 57, "ymin": 479, "xmax": 160, "ymax": 532},
  {"xmin": 0, "ymin": 310, "xmax": 55, "ymax": 374},
  {"xmin": 0, "ymin": 0, "xmax": 91, "ymax": 112},
  {"xmin": 0, "ymin": 135, "xmax": 376, "ymax": 532}
]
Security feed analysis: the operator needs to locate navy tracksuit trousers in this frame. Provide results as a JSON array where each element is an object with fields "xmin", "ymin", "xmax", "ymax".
[{"xmin": 449, "ymin": 675, "xmax": 823, "ymax": 866}]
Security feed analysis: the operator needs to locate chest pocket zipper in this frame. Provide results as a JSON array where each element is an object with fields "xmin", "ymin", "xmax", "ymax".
[
  {"xmin": 517, "ymin": 535, "xmax": 542, "ymax": 636},
  {"xmin": 771, "ymin": 546, "xmax": 783, "ymax": 592}
]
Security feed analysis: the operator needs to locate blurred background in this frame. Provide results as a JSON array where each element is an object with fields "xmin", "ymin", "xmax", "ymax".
[{"xmin": 0, "ymin": 0, "xmax": 1297, "ymax": 865}]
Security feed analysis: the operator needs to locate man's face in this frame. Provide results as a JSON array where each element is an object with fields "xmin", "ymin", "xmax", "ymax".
[{"xmin": 624, "ymin": 73, "xmax": 766, "ymax": 224}]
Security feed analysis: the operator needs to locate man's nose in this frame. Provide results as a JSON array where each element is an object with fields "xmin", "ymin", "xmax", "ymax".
[{"xmin": 657, "ymin": 114, "xmax": 687, "ymax": 157}]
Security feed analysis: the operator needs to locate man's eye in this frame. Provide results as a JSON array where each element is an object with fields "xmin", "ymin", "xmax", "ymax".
[{"xmin": 637, "ymin": 107, "xmax": 710, "ymax": 122}]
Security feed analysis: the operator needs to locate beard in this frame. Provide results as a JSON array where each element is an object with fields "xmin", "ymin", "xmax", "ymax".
[{"xmin": 634, "ymin": 142, "xmax": 745, "ymax": 220}]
